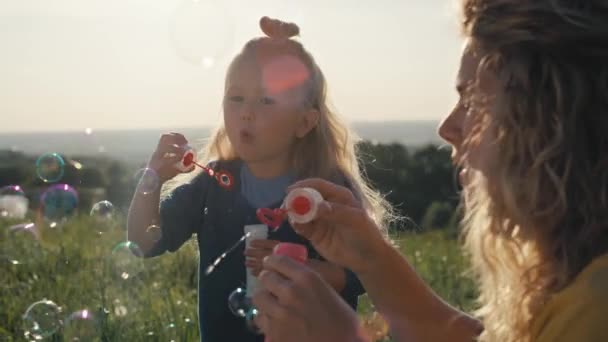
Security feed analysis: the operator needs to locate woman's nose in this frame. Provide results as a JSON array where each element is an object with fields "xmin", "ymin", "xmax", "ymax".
[{"xmin": 438, "ymin": 108, "xmax": 463, "ymax": 147}]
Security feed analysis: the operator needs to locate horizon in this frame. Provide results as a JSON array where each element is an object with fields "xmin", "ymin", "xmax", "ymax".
[
  {"xmin": 1, "ymin": 1, "xmax": 462, "ymax": 133},
  {"xmin": 0, "ymin": 119, "xmax": 441, "ymax": 135}
]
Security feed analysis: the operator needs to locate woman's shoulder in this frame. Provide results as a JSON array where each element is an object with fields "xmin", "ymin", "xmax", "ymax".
[
  {"xmin": 532, "ymin": 254, "xmax": 608, "ymax": 342},
  {"xmin": 580, "ymin": 253, "xmax": 608, "ymax": 293}
]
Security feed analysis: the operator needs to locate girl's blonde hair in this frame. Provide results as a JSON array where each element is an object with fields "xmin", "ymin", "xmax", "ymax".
[
  {"xmin": 459, "ymin": 1, "xmax": 608, "ymax": 341},
  {"xmin": 164, "ymin": 18, "xmax": 393, "ymax": 231}
]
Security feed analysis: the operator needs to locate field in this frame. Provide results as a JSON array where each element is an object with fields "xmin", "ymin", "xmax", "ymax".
[{"xmin": 1, "ymin": 216, "xmax": 477, "ymax": 341}]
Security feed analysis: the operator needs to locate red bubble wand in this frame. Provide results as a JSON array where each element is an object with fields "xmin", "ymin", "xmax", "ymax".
[
  {"xmin": 256, "ymin": 188, "xmax": 322, "ymax": 230},
  {"xmin": 175, "ymin": 147, "xmax": 235, "ymax": 190}
]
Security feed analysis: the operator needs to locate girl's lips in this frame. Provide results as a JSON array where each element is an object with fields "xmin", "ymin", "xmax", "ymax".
[{"xmin": 240, "ymin": 129, "xmax": 255, "ymax": 143}]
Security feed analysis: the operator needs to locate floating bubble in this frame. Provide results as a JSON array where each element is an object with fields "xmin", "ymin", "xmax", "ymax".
[
  {"xmin": 361, "ymin": 312, "xmax": 389, "ymax": 341},
  {"xmin": 0, "ymin": 184, "xmax": 25, "ymax": 197},
  {"xmin": 169, "ymin": 0, "xmax": 235, "ymax": 66},
  {"xmin": 110, "ymin": 241, "xmax": 145, "ymax": 280},
  {"xmin": 40, "ymin": 184, "xmax": 78, "ymax": 222},
  {"xmin": 228, "ymin": 287, "xmax": 251, "ymax": 318},
  {"xmin": 90, "ymin": 201, "xmax": 114, "ymax": 221},
  {"xmin": 22, "ymin": 299, "xmax": 63, "ymax": 340},
  {"xmin": 134, "ymin": 168, "xmax": 160, "ymax": 195},
  {"xmin": 6, "ymin": 223, "xmax": 41, "ymax": 264},
  {"xmin": 165, "ymin": 322, "xmax": 178, "ymax": 339},
  {"xmin": 0, "ymin": 185, "xmax": 28, "ymax": 219},
  {"xmin": 245, "ymin": 307, "xmax": 260, "ymax": 333},
  {"xmin": 9, "ymin": 222, "xmax": 39, "ymax": 238},
  {"xmin": 114, "ymin": 305, "xmax": 128, "ymax": 317},
  {"xmin": 36, "ymin": 153, "xmax": 65, "ymax": 183},
  {"xmin": 146, "ymin": 224, "xmax": 162, "ymax": 243},
  {"xmin": 63, "ymin": 309, "xmax": 100, "ymax": 341}
]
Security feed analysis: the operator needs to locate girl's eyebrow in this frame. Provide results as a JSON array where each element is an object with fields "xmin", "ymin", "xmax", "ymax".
[{"xmin": 225, "ymin": 85, "xmax": 242, "ymax": 93}]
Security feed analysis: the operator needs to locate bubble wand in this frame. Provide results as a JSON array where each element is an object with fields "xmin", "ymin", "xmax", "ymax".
[
  {"xmin": 256, "ymin": 187, "xmax": 324, "ymax": 230},
  {"xmin": 174, "ymin": 145, "xmax": 234, "ymax": 190}
]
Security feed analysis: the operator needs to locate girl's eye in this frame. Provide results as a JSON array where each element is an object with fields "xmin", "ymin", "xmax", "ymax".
[
  {"xmin": 228, "ymin": 95, "xmax": 244, "ymax": 103},
  {"xmin": 260, "ymin": 97, "xmax": 276, "ymax": 105}
]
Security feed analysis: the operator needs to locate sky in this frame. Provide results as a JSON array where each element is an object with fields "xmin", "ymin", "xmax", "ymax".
[{"xmin": 0, "ymin": 0, "xmax": 463, "ymax": 133}]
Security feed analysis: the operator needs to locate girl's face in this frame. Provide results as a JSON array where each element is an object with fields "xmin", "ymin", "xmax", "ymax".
[
  {"xmin": 223, "ymin": 53, "xmax": 318, "ymax": 165},
  {"xmin": 438, "ymin": 40, "xmax": 501, "ymax": 189}
]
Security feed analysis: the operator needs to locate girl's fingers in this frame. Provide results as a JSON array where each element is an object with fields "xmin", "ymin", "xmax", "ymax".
[
  {"xmin": 245, "ymin": 247, "xmax": 274, "ymax": 259},
  {"xmin": 250, "ymin": 239, "xmax": 281, "ymax": 249},
  {"xmin": 245, "ymin": 258, "xmax": 259, "ymax": 268}
]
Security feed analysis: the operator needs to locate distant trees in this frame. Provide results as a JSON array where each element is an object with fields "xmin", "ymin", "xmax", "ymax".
[
  {"xmin": 357, "ymin": 142, "xmax": 459, "ymax": 230},
  {"xmin": 1, "ymin": 141, "xmax": 462, "ymax": 231}
]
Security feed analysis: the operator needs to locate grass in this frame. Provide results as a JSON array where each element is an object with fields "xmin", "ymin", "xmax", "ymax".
[{"xmin": 1, "ymin": 216, "xmax": 477, "ymax": 341}]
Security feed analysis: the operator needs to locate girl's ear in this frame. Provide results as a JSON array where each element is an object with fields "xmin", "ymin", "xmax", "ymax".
[{"xmin": 295, "ymin": 109, "xmax": 320, "ymax": 138}]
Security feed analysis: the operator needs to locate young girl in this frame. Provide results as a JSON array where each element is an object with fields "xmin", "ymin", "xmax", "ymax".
[{"xmin": 127, "ymin": 17, "xmax": 391, "ymax": 342}]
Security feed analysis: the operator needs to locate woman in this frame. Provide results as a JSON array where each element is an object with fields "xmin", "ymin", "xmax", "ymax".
[{"xmin": 252, "ymin": 1, "xmax": 608, "ymax": 341}]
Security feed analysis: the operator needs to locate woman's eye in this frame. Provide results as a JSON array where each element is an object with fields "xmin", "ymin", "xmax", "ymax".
[{"xmin": 260, "ymin": 97, "xmax": 276, "ymax": 105}]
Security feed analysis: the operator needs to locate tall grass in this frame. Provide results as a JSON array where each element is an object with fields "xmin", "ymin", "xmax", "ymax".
[{"xmin": 1, "ymin": 216, "xmax": 476, "ymax": 341}]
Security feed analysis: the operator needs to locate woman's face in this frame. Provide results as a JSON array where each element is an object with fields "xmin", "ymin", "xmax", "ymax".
[{"xmin": 438, "ymin": 40, "xmax": 501, "ymax": 188}]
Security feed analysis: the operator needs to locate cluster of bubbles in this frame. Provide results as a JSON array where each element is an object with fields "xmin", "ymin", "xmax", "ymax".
[
  {"xmin": 22, "ymin": 300, "xmax": 99, "ymax": 341},
  {"xmin": 0, "ymin": 152, "xmax": 163, "ymax": 339}
]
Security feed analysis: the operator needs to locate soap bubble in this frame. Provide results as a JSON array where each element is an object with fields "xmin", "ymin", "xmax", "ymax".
[
  {"xmin": 0, "ymin": 185, "xmax": 28, "ymax": 219},
  {"xmin": 63, "ymin": 309, "xmax": 100, "ymax": 341},
  {"xmin": 90, "ymin": 200, "xmax": 115, "ymax": 221},
  {"xmin": 110, "ymin": 241, "xmax": 145, "ymax": 280},
  {"xmin": 228, "ymin": 287, "xmax": 251, "ymax": 318},
  {"xmin": 165, "ymin": 322, "xmax": 178, "ymax": 339},
  {"xmin": 40, "ymin": 184, "xmax": 78, "ymax": 222},
  {"xmin": 134, "ymin": 168, "xmax": 160, "ymax": 195},
  {"xmin": 6, "ymin": 223, "xmax": 41, "ymax": 264},
  {"xmin": 22, "ymin": 299, "xmax": 63, "ymax": 340},
  {"xmin": 9, "ymin": 222, "xmax": 39, "ymax": 238},
  {"xmin": 36, "ymin": 153, "xmax": 65, "ymax": 183},
  {"xmin": 361, "ymin": 312, "xmax": 389, "ymax": 341},
  {"xmin": 146, "ymin": 224, "xmax": 162, "ymax": 243},
  {"xmin": 169, "ymin": 0, "xmax": 235, "ymax": 66},
  {"xmin": 245, "ymin": 307, "xmax": 260, "ymax": 333}
]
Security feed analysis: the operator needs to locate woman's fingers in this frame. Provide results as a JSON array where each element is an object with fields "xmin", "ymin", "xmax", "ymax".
[
  {"xmin": 262, "ymin": 255, "xmax": 322, "ymax": 292},
  {"xmin": 292, "ymin": 201, "xmax": 370, "ymax": 239},
  {"xmin": 252, "ymin": 287, "xmax": 293, "ymax": 320},
  {"xmin": 288, "ymin": 178, "xmax": 360, "ymax": 207}
]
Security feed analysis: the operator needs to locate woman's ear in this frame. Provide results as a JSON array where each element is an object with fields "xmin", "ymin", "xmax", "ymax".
[{"xmin": 296, "ymin": 109, "xmax": 320, "ymax": 138}]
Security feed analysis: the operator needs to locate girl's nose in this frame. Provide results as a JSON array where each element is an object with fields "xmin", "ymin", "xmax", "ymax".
[{"xmin": 240, "ymin": 102, "xmax": 255, "ymax": 121}]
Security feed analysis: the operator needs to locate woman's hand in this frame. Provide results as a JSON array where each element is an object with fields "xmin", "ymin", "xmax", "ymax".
[
  {"xmin": 252, "ymin": 255, "xmax": 369, "ymax": 342},
  {"xmin": 147, "ymin": 132, "xmax": 190, "ymax": 183},
  {"xmin": 245, "ymin": 239, "xmax": 281, "ymax": 276},
  {"xmin": 287, "ymin": 178, "xmax": 388, "ymax": 275}
]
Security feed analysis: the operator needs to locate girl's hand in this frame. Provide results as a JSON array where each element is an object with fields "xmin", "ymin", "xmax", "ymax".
[
  {"xmin": 287, "ymin": 178, "xmax": 388, "ymax": 275},
  {"xmin": 252, "ymin": 255, "xmax": 369, "ymax": 342},
  {"xmin": 245, "ymin": 239, "xmax": 281, "ymax": 276},
  {"xmin": 147, "ymin": 132, "xmax": 190, "ymax": 183}
]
